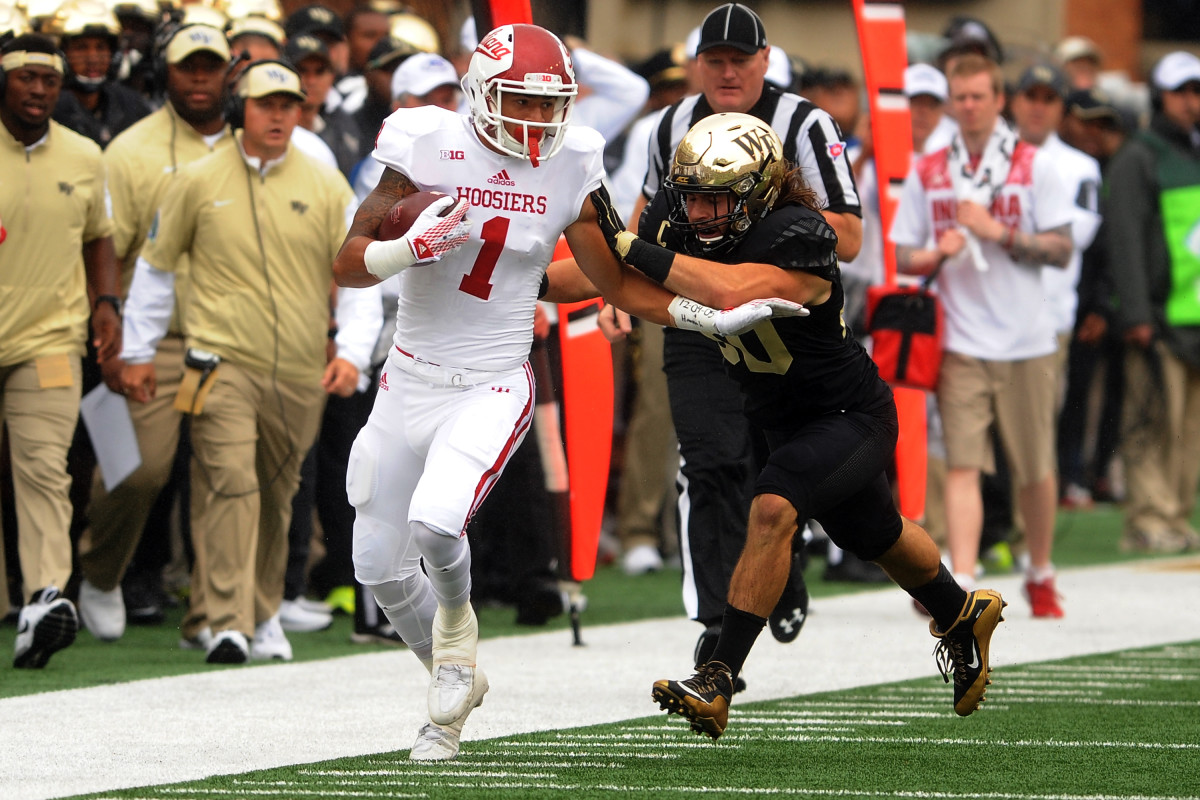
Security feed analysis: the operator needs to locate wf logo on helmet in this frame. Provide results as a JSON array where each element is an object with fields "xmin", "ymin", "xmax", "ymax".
[
  {"xmin": 732, "ymin": 127, "xmax": 776, "ymax": 160},
  {"xmin": 477, "ymin": 34, "xmax": 511, "ymax": 60}
]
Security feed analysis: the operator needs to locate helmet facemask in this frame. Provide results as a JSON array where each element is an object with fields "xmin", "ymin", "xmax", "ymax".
[
  {"xmin": 464, "ymin": 24, "xmax": 577, "ymax": 167},
  {"xmin": 665, "ymin": 113, "xmax": 785, "ymax": 256}
]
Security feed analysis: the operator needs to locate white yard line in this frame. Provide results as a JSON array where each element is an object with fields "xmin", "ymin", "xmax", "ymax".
[{"xmin": 2, "ymin": 558, "xmax": 1198, "ymax": 800}]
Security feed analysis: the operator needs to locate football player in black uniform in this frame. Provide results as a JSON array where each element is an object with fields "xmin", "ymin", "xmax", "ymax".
[{"xmin": 591, "ymin": 113, "xmax": 1007, "ymax": 740}]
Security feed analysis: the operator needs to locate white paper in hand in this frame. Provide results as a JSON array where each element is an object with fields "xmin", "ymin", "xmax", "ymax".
[{"xmin": 80, "ymin": 384, "xmax": 142, "ymax": 491}]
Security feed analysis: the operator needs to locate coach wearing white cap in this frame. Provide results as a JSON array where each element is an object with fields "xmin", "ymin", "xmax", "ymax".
[
  {"xmin": 904, "ymin": 63, "xmax": 952, "ymax": 155},
  {"xmin": 1103, "ymin": 49, "xmax": 1200, "ymax": 555},
  {"xmin": 391, "ymin": 52, "xmax": 461, "ymax": 112}
]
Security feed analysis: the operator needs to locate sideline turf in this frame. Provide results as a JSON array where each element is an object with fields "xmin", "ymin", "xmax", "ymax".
[
  {"xmin": 64, "ymin": 641, "xmax": 1200, "ymax": 800},
  {"xmin": 0, "ymin": 502, "xmax": 1189, "ymax": 699}
]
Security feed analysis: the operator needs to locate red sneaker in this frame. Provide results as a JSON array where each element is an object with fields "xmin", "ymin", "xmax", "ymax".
[{"xmin": 1024, "ymin": 577, "xmax": 1064, "ymax": 618}]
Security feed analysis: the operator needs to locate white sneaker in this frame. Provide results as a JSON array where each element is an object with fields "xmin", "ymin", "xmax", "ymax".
[
  {"xmin": 622, "ymin": 544, "xmax": 663, "ymax": 576},
  {"xmin": 292, "ymin": 596, "xmax": 334, "ymax": 616},
  {"xmin": 411, "ymin": 667, "xmax": 489, "ymax": 761},
  {"xmin": 278, "ymin": 599, "xmax": 333, "ymax": 633},
  {"xmin": 180, "ymin": 626, "xmax": 213, "ymax": 651},
  {"xmin": 205, "ymin": 629, "xmax": 249, "ymax": 664},
  {"xmin": 13, "ymin": 587, "xmax": 78, "ymax": 669},
  {"xmin": 78, "ymin": 579, "xmax": 126, "ymax": 641},
  {"xmin": 251, "ymin": 615, "xmax": 293, "ymax": 661}
]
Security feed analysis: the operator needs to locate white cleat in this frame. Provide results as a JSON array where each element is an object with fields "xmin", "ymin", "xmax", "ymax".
[
  {"xmin": 428, "ymin": 663, "xmax": 485, "ymax": 725},
  {"xmin": 411, "ymin": 667, "xmax": 489, "ymax": 761}
]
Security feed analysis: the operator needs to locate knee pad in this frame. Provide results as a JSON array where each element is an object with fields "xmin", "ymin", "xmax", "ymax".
[{"xmin": 345, "ymin": 432, "xmax": 379, "ymax": 509}]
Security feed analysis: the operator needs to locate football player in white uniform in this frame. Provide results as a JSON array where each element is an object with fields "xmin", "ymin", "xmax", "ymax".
[{"xmin": 333, "ymin": 23, "xmax": 804, "ymax": 761}]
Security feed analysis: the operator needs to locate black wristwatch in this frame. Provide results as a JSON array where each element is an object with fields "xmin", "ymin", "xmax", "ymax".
[{"xmin": 94, "ymin": 294, "xmax": 122, "ymax": 316}]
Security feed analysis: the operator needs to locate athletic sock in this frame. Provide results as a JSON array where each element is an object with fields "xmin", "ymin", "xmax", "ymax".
[
  {"xmin": 709, "ymin": 605, "xmax": 766, "ymax": 680},
  {"xmin": 910, "ymin": 564, "xmax": 970, "ymax": 632}
]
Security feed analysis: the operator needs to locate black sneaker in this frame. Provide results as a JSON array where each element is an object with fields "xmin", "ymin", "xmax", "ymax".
[
  {"xmin": 652, "ymin": 660, "xmax": 735, "ymax": 740},
  {"xmin": 769, "ymin": 551, "xmax": 809, "ymax": 643},
  {"xmin": 931, "ymin": 588, "xmax": 1006, "ymax": 716}
]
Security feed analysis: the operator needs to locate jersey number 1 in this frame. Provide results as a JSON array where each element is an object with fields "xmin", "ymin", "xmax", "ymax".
[{"xmin": 458, "ymin": 216, "xmax": 509, "ymax": 300}]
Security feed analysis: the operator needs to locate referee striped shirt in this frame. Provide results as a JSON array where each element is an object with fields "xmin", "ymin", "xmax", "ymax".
[{"xmin": 641, "ymin": 84, "xmax": 861, "ymax": 217}]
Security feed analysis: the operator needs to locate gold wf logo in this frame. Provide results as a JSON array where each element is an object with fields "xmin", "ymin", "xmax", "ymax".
[
  {"xmin": 291, "ymin": 201, "xmax": 308, "ymax": 215},
  {"xmin": 732, "ymin": 127, "xmax": 775, "ymax": 160},
  {"xmin": 58, "ymin": 182, "xmax": 75, "ymax": 196}
]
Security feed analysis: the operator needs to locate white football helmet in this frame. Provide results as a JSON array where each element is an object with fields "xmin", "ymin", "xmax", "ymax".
[{"xmin": 463, "ymin": 23, "xmax": 577, "ymax": 166}]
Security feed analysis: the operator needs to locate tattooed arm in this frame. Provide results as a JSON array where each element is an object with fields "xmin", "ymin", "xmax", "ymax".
[
  {"xmin": 1004, "ymin": 223, "xmax": 1073, "ymax": 268},
  {"xmin": 333, "ymin": 167, "xmax": 418, "ymax": 288}
]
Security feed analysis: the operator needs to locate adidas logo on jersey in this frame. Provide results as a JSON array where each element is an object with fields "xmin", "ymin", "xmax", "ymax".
[
  {"xmin": 379, "ymin": 372, "xmax": 389, "ymax": 392},
  {"xmin": 487, "ymin": 169, "xmax": 516, "ymax": 186}
]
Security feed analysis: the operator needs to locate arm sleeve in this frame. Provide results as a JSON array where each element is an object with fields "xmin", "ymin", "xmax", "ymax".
[
  {"xmin": 888, "ymin": 167, "xmax": 930, "ymax": 250},
  {"xmin": 121, "ymin": 256, "xmax": 176, "ymax": 362},
  {"xmin": 1104, "ymin": 142, "xmax": 1157, "ymax": 328},
  {"xmin": 796, "ymin": 108, "xmax": 861, "ymax": 215},
  {"xmin": 1032, "ymin": 150, "xmax": 1077, "ymax": 233},
  {"xmin": 83, "ymin": 154, "xmax": 114, "ymax": 243},
  {"xmin": 335, "ymin": 284, "xmax": 384, "ymax": 375}
]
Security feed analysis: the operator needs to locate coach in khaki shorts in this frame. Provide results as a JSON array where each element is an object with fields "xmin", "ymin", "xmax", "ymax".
[
  {"xmin": 1, "ymin": 34, "xmax": 121, "ymax": 668},
  {"xmin": 76, "ymin": 22, "xmax": 234, "ymax": 643},
  {"xmin": 890, "ymin": 54, "xmax": 1074, "ymax": 618},
  {"xmin": 120, "ymin": 61, "xmax": 360, "ymax": 664}
]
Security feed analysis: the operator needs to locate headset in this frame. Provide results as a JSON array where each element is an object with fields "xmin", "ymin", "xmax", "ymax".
[{"xmin": 222, "ymin": 56, "xmax": 288, "ymax": 130}]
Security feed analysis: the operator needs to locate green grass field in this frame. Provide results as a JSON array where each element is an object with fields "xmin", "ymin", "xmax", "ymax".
[{"xmin": 61, "ymin": 641, "xmax": 1200, "ymax": 800}]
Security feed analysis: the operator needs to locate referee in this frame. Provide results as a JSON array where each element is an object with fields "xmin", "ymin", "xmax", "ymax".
[{"xmin": 627, "ymin": 3, "xmax": 862, "ymax": 670}]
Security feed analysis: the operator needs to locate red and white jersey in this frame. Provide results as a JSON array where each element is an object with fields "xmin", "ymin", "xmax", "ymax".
[
  {"xmin": 371, "ymin": 105, "xmax": 605, "ymax": 371},
  {"xmin": 890, "ymin": 138, "xmax": 1075, "ymax": 361}
]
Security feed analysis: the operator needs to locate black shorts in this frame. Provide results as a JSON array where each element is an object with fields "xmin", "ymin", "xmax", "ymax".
[{"xmin": 756, "ymin": 404, "xmax": 903, "ymax": 562}]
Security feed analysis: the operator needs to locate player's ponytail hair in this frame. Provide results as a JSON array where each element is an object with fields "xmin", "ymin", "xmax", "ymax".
[{"xmin": 775, "ymin": 163, "xmax": 822, "ymax": 213}]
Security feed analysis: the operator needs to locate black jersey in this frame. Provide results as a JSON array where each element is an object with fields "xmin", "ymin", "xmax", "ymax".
[{"xmin": 641, "ymin": 193, "xmax": 893, "ymax": 431}]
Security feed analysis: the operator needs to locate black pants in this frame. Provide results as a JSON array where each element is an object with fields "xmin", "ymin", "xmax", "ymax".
[{"xmin": 663, "ymin": 329, "xmax": 759, "ymax": 625}]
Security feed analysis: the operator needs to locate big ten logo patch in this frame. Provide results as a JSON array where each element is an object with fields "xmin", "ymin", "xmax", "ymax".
[{"xmin": 440, "ymin": 150, "xmax": 465, "ymax": 160}]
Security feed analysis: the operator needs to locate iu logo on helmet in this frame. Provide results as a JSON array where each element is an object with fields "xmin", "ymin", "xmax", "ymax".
[{"xmin": 477, "ymin": 33, "xmax": 511, "ymax": 60}]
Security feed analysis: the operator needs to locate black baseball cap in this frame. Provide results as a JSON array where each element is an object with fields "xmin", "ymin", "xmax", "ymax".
[
  {"xmin": 696, "ymin": 3, "xmax": 767, "ymax": 55},
  {"xmin": 1016, "ymin": 64, "xmax": 1068, "ymax": 98},
  {"xmin": 634, "ymin": 46, "xmax": 688, "ymax": 91},
  {"xmin": 283, "ymin": 34, "xmax": 332, "ymax": 69},
  {"xmin": 1065, "ymin": 87, "xmax": 1120, "ymax": 123},
  {"xmin": 284, "ymin": 5, "xmax": 344, "ymax": 42}
]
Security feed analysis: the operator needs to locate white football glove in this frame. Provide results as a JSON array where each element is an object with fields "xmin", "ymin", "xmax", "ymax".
[
  {"xmin": 668, "ymin": 296, "xmax": 810, "ymax": 336},
  {"xmin": 364, "ymin": 196, "xmax": 472, "ymax": 280}
]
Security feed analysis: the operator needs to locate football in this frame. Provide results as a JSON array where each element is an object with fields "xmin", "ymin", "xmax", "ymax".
[{"xmin": 377, "ymin": 190, "xmax": 455, "ymax": 241}]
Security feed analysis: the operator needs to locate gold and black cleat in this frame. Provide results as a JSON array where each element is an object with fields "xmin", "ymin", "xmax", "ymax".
[
  {"xmin": 651, "ymin": 660, "xmax": 735, "ymax": 740},
  {"xmin": 931, "ymin": 588, "xmax": 1007, "ymax": 716}
]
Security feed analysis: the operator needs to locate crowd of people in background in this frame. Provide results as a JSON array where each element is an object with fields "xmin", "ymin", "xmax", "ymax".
[{"xmin": 2, "ymin": 0, "xmax": 1198, "ymax": 687}]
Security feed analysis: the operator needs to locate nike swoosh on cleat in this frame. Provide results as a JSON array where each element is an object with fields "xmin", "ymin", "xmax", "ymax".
[{"xmin": 967, "ymin": 642, "xmax": 981, "ymax": 670}]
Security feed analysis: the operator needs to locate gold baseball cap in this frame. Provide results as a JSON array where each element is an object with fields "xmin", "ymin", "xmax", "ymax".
[
  {"xmin": 166, "ymin": 24, "xmax": 232, "ymax": 64},
  {"xmin": 235, "ymin": 60, "xmax": 305, "ymax": 101}
]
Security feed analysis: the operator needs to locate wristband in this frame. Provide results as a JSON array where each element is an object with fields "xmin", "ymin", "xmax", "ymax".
[
  {"xmin": 94, "ymin": 294, "xmax": 122, "ymax": 316},
  {"xmin": 624, "ymin": 237, "xmax": 675, "ymax": 284},
  {"xmin": 364, "ymin": 238, "xmax": 417, "ymax": 280},
  {"xmin": 667, "ymin": 295, "xmax": 719, "ymax": 334}
]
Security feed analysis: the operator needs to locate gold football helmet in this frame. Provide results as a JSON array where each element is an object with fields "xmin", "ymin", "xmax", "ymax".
[
  {"xmin": 665, "ymin": 112, "xmax": 785, "ymax": 255},
  {"xmin": 388, "ymin": 11, "xmax": 437, "ymax": 55}
]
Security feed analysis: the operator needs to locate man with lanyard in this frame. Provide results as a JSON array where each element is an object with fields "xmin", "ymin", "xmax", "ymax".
[{"xmin": 891, "ymin": 53, "xmax": 1074, "ymax": 618}]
